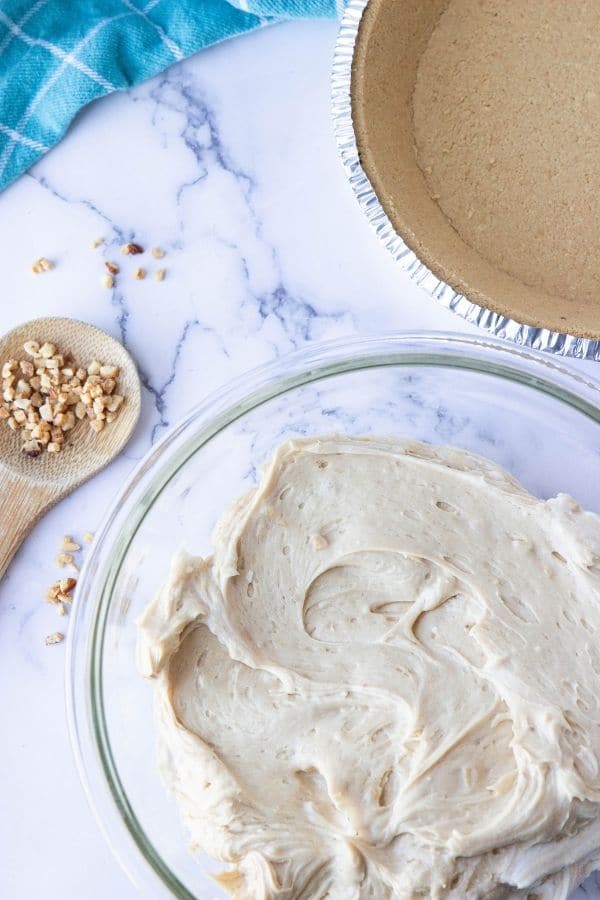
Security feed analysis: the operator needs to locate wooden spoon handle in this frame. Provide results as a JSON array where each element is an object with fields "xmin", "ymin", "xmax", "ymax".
[{"xmin": 0, "ymin": 468, "xmax": 60, "ymax": 579}]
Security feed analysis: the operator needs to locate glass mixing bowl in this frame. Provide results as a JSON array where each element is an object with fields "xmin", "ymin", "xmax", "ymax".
[{"xmin": 67, "ymin": 332, "xmax": 600, "ymax": 899}]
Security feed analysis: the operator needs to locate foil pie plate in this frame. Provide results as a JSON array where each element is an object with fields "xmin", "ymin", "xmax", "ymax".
[{"xmin": 332, "ymin": 0, "xmax": 600, "ymax": 362}]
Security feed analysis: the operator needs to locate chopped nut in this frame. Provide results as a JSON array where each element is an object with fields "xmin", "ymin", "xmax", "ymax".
[
  {"xmin": 90, "ymin": 237, "xmax": 104, "ymax": 249},
  {"xmin": 99, "ymin": 365, "xmax": 119, "ymax": 378},
  {"xmin": 83, "ymin": 532, "xmax": 94, "ymax": 544},
  {"xmin": 47, "ymin": 442, "xmax": 61, "ymax": 453},
  {"xmin": 56, "ymin": 552, "xmax": 78, "ymax": 569},
  {"xmin": 107, "ymin": 395, "xmax": 123, "ymax": 412},
  {"xmin": 0, "ymin": 407, "xmax": 9, "ymax": 420},
  {"xmin": 32, "ymin": 257, "xmax": 54, "ymax": 274},
  {"xmin": 46, "ymin": 584, "xmax": 60, "ymax": 603},
  {"xmin": 61, "ymin": 411, "xmax": 76, "ymax": 431},
  {"xmin": 12, "ymin": 409, "xmax": 26, "ymax": 424},
  {"xmin": 19, "ymin": 359, "xmax": 34, "ymax": 378},
  {"xmin": 21, "ymin": 440, "xmax": 42, "ymax": 457},
  {"xmin": 15, "ymin": 378, "xmax": 31, "ymax": 395},
  {"xmin": 39, "ymin": 402, "xmax": 53, "ymax": 422},
  {"xmin": 105, "ymin": 261, "xmax": 120, "ymax": 276},
  {"xmin": 89, "ymin": 418, "xmax": 105, "ymax": 433},
  {"xmin": 120, "ymin": 242, "xmax": 144, "ymax": 255},
  {"xmin": 151, "ymin": 246, "xmax": 166, "ymax": 259},
  {"xmin": 133, "ymin": 267, "xmax": 146, "ymax": 281},
  {"xmin": 60, "ymin": 536, "xmax": 81, "ymax": 552},
  {"xmin": 46, "ymin": 576, "xmax": 76, "ymax": 613},
  {"xmin": 45, "ymin": 632, "xmax": 64, "ymax": 646},
  {"xmin": 155, "ymin": 268, "xmax": 167, "ymax": 282},
  {"xmin": 1, "ymin": 360, "xmax": 16, "ymax": 378},
  {"xmin": 59, "ymin": 577, "xmax": 77, "ymax": 594},
  {"xmin": 102, "ymin": 274, "xmax": 115, "ymax": 289},
  {"xmin": 23, "ymin": 340, "xmax": 40, "ymax": 356},
  {"xmin": 87, "ymin": 360, "xmax": 101, "ymax": 376}
]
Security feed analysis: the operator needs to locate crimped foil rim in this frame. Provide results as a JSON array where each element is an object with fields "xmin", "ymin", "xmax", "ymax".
[{"xmin": 331, "ymin": 0, "xmax": 600, "ymax": 362}]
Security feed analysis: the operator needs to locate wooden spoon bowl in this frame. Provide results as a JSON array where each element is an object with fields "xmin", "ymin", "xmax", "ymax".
[{"xmin": 0, "ymin": 317, "xmax": 140, "ymax": 577}]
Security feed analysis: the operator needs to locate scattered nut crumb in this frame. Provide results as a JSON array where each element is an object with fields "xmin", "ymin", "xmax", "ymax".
[
  {"xmin": 102, "ymin": 274, "xmax": 115, "ymax": 289},
  {"xmin": 83, "ymin": 532, "xmax": 94, "ymax": 544},
  {"xmin": 46, "ymin": 583, "xmax": 60, "ymax": 603},
  {"xmin": 59, "ymin": 577, "xmax": 77, "ymax": 595},
  {"xmin": 90, "ymin": 237, "xmax": 104, "ymax": 249},
  {"xmin": 120, "ymin": 242, "xmax": 144, "ymax": 255},
  {"xmin": 45, "ymin": 632, "xmax": 64, "ymax": 645},
  {"xmin": 155, "ymin": 268, "xmax": 166, "ymax": 282},
  {"xmin": 151, "ymin": 247, "xmax": 166, "ymax": 259},
  {"xmin": 133, "ymin": 267, "xmax": 146, "ymax": 280},
  {"xmin": 55, "ymin": 552, "xmax": 79, "ymax": 570},
  {"xmin": 105, "ymin": 261, "xmax": 120, "ymax": 276},
  {"xmin": 31, "ymin": 257, "xmax": 54, "ymax": 274},
  {"xmin": 45, "ymin": 561, "xmax": 78, "ymax": 622},
  {"xmin": 60, "ymin": 535, "xmax": 81, "ymax": 552},
  {"xmin": 311, "ymin": 533, "xmax": 329, "ymax": 551}
]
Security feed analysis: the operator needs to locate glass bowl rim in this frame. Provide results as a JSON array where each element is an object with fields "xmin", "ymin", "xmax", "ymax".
[{"xmin": 65, "ymin": 330, "xmax": 600, "ymax": 899}]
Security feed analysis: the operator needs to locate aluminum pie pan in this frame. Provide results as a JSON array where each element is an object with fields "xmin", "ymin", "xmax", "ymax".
[{"xmin": 332, "ymin": 0, "xmax": 600, "ymax": 362}]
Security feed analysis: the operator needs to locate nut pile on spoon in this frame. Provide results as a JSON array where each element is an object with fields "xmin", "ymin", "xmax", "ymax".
[{"xmin": 0, "ymin": 340, "xmax": 124, "ymax": 457}]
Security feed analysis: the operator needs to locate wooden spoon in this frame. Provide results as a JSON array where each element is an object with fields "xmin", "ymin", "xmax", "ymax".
[{"xmin": 0, "ymin": 317, "xmax": 141, "ymax": 578}]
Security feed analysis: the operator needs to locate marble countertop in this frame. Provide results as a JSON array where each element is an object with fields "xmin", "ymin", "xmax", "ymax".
[{"xmin": 1, "ymin": 17, "xmax": 599, "ymax": 900}]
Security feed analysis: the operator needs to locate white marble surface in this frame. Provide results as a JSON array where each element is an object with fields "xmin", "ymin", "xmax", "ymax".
[{"xmin": 0, "ymin": 17, "xmax": 599, "ymax": 900}]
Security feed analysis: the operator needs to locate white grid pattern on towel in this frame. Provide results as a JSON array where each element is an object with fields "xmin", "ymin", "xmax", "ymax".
[
  {"xmin": 0, "ymin": 11, "xmax": 131, "ymax": 177},
  {"xmin": 121, "ymin": 0, "xmax": 184, "ymax": 60}
]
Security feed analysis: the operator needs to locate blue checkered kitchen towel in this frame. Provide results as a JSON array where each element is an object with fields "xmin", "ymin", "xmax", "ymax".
[{"xmin": 0, "ymin": 0, "xmax": 342, "ymax": 193}]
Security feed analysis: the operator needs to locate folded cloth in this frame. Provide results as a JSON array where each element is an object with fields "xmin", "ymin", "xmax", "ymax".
[{"xmin": 0, "ymin": 0, "xmax": 341, "ymax": 192}]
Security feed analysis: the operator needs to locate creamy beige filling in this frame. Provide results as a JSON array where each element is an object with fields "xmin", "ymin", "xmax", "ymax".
[{"xmin": 138, "ymin": 436, "xmax": 600, "ymax": 899}]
